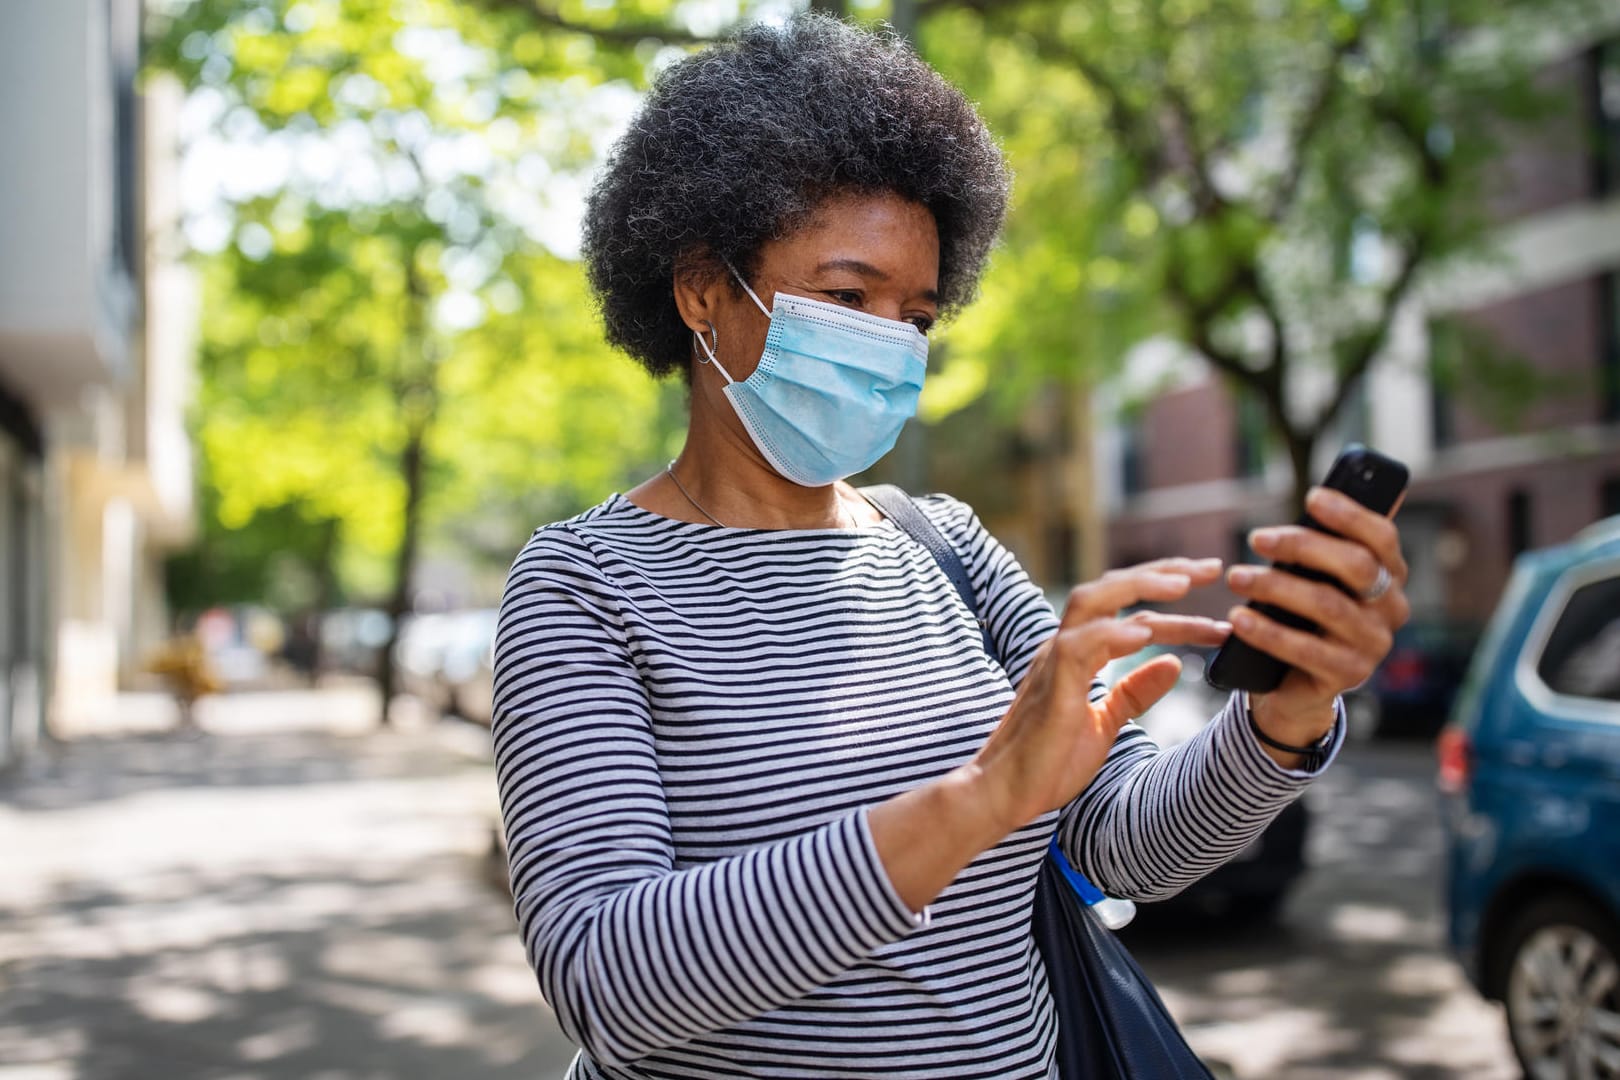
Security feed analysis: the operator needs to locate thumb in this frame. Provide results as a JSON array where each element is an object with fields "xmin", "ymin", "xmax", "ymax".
[{"xmin": 1097, "ymin": 654, "xmax": 1183, "ymax": 728}]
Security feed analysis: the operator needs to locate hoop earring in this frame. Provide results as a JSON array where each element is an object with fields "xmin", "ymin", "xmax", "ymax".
[{"xmin": 693, "ymin": 320, "xmax": 719, "ymax": 364}]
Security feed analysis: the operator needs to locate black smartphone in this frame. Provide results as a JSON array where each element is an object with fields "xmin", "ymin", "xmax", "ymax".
[{"xmin": 1205, "ymin": 444, "xmax": 1410, "ymax": 694}]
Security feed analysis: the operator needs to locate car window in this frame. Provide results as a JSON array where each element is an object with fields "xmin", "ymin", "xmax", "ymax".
[
  {"xmin": 1535, "ymin": 575, "xmax": 1620, "ymax": 703},
  {"xmin": 1452, "ymin": 561, "xmax": 1536, "ymax": 728}
]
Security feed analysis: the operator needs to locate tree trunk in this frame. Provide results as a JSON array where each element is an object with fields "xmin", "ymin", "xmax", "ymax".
[
  {"xmin": 1065, "ymin": 379, "xmax": 1105, "ymax": 582},
  {"xmin": 1283, "ymin": 426, "xmax": 1315, "ymax": 519},
  {"xmin": 308, "ymin": 517, "xmax": 339, "ymax": 685},
  {"xmin": 376, "ymin": 419, "xmax": 429, "ymax": 726},
  {"xmin": 381, "ymin": 231, "xmax": 438, "ymax": 728}
]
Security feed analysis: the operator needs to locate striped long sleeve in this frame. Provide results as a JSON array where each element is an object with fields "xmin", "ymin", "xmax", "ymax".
[
  {"xmin": 493, "ymin": 531, "xmax": 922, "ymax": 1066},
  {"xmin": 492, "ymin": 492, "xmax": 1339, "ymax": 1079},
  {"xmin": 928, "ymin": 494, "xmax": 1342, "ymax": 902}
]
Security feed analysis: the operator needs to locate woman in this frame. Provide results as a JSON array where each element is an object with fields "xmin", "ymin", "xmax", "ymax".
[{"xmin": 493, "ymin": 15, "xmax": 1409, "ymax": 1079}]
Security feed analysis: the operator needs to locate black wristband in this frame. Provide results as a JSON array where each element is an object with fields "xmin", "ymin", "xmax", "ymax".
[{"xmin": 1245, "ymin": 697, "xmax": 1335, "ymax": 756}]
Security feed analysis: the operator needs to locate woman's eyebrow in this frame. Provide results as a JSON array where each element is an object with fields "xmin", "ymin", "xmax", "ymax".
[{"xmin": 813, "ymin": 259, "xmax": 939, "ymax": 303}]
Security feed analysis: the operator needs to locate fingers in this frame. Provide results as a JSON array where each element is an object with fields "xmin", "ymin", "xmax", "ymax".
[
  {"xmin": 1051, "ymin": 619, "xmax": 1156, "ymax": 679},
  {"xmin": 1125, "ymin": 611, "xmax": 1233, "ymax": 648},
  {"xmin": 1059, "ymin": 559, "xmax": 1222, "ymax": 629},
  {"xmin": 1305, "ymin": 487, "xmax": 1409, "ymax": 585},
  {"xmin": 1097, "ymin": 654, "xmax": 1183, "ymax": 728},
  {"xmin": 1380, "ymin": 585, "xmax": 1413, "ymax": 631},
  {"xmin": 1228, "ymin": 604, "xmax": 1379, "ymax": 689},
  {"xmin": 1059, "ymin": 571, "xmax": 1189, "ymax": 629},
  {"xmin": 1126, "ymin": 557, "xmax": 1225, "ymax": 587},
  {"xmin": 1249, "ymin": 524, "xmax": 1385, "ymax": 597},
  {"xmin": 1227, "ymin": 564, "xmax": 1391, "ymax": 659},
  {"xmin": 1247, "ymin": 492, "xmax": 1413, "ymax": 639}
]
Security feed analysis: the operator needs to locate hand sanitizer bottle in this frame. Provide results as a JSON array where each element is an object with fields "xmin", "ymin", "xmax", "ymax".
[{"xmin": 1049, "ymin": 839, "xmax": 1137, "ymax": 930}]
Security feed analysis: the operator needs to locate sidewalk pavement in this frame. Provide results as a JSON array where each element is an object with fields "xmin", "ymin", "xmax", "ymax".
[{"xmin": 0, "ymin": 689, "xmax": 579, "ymax": 1080}]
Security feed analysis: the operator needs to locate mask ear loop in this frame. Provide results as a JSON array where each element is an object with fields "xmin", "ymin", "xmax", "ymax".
[
  {"xmin": 693, "ymin": 320, "xmax": 736, "ymax": 384},
  {"xmin": 720, "ymin": 257, "xmax": 773, "ymax": 318}
]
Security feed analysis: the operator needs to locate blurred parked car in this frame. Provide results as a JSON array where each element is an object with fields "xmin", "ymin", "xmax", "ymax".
[
  {"xmin": 317, "ymin": 608, "xmax": 392, "ymax": 677},
  {"xmin": 442, "ymin": 608, "xmax": 498, "ymax": 723},
  {"xmin": 1104, "ymin": 645, "xmax": 1309, "ymax": 922},
  {"xmin": 1363, "ymin": 618, "xmax": 1481, "ymax": 739},
  {"xmin": 193, "ymin": 605, "xmax": 283, "ymax": 688},
  {"xmin": 393, "ymin": 608, "xmax": 499, "ymax": 723},
  {"xmin": 1439, "ymin": 515, "xmax": 1620, "ymax": 1079}
]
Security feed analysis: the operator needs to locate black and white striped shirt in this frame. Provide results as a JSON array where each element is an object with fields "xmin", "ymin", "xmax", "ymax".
[{"xmin": 492, "ymin": 493, "xmax": 1340, "ymax": 1079}]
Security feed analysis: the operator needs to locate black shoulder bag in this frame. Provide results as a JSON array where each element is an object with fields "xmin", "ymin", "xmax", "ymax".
[{"xmin": 860, "ymin": 484, "xmax": 1215, "ymax": 1080}]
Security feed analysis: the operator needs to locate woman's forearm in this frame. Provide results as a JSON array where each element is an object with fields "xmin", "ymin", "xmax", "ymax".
[
  {"xmin": 867, "ymin": 763, "xmax": 1011, "ymax": 913},
  {"xmin": 526, "ymin": 809, "xmax": 925, "ymax": 1066},
  {"xmin": 1058, "ymin": 693, "xmax": 1341, "ymax": 902}
]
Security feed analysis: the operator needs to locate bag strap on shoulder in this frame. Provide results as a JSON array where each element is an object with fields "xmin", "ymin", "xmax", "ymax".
[{"xmin": 858, "ymin": 484, "xmax": 999, "ymax": 666}]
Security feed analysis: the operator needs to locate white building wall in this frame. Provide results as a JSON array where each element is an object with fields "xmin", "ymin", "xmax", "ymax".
[
  {"xmin": 0, "ymin": 0, "xmax": 136, "ymax": 397},
  {"xmin": 0, "ymin": 0, "xmax": 195, "ymax": 754}
]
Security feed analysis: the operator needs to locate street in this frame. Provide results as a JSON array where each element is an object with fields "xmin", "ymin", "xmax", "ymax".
[
  {"xmin": 1, "ymin": 691, "xmax": 1518, "ymax": 1079},
  {"xmin": 1131, "ymin": 741, "xmax": 1518, "ymax": 1079},
  {"xmin": 0, "ymin": 690, "xmax": 581, "ymax": 1080}
]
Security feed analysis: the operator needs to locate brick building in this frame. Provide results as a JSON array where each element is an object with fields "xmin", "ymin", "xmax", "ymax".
[{"xmin": 952, "ymin": 31, "xmax": 1620, "ymax": 634}]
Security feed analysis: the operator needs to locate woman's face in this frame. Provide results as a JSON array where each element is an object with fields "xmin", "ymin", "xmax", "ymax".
[{"xmin": 682, "ymin": 190, "xmax": 941, "ymax": 385}]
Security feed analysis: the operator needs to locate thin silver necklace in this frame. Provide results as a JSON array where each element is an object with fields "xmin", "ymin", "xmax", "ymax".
[{"xmin": 665, "ymin": 462, "xmax": 854, "ymax": 529}]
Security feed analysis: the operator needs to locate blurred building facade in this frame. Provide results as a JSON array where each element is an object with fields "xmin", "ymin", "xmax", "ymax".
[
  {"xmin": 1081, "ymin": 30, "xmax": 1620, "ymax": 623},
  {"xmin": 0, "ymin": 0, "xmax": 194, "ymax": 765}
]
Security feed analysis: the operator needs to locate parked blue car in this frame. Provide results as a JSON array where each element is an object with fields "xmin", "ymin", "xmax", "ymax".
[{"xmin": 1439, "ymin": 515, "xmax": 1620, "ymax": 1079}]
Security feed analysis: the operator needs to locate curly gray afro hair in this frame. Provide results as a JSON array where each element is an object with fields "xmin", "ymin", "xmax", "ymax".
[{"xmin": 581, "ymin": 14, "xmax": 1010, "ymax": 379}]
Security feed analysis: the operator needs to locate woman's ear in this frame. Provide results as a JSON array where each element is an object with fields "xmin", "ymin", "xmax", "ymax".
[{"xmin": 672, "ymin": 250, "xmax": 728, "ymax": 335}]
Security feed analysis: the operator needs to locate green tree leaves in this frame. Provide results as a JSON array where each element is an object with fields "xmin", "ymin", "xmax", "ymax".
[
  {"xmin": 913, "ymin": 0, "xmax": 1587, "ymax": 507},
  {"xmin": 149, "ymin": 0, "xmax": 682, "ymax": 649}
]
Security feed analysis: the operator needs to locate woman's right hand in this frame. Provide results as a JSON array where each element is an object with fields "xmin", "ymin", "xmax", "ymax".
[
  {"xmin": 869, "ymin": 558, "xmax": 1229, "ymax": 913},
  {"xmin": 967, "ymin": 558, "xmax": 1230, "ymax": 834}
]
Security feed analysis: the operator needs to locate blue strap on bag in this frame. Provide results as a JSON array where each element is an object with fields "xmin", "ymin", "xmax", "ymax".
[{"xmin": 859, "ymin": 484, "xmax": 1215, "ymax": 1080}]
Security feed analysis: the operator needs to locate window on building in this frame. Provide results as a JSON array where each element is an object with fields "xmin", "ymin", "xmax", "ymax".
[
  {"xmin": 114, "ymin": 82, "xmax": 139, "ymax": 283},
  {"xmin": 1428, "ymin": 318, "xmax": 1460, "ymax": 449},
  {"xmin": 1601, "ymin": 273, "xmax": 1620, "ymax": 424},
  {"xmin": 1601, "ymin": 475, "xmax": 1620, "ymax": 521},
  {"xmin": 0, "ymin": 380, "xmax": 44, "ymax": 751},
  {"xmin": 1591, "ymin": 41, "xmax": 1620, "ymax": 197},
  {"xmin": 110, "ymin": 0, "xmax": 140, "ymax": 284},
  {"xmin": 1507, "ymin": 489, "xmax": 1533, "ymax": 559},
  {"xmin": 1120, "ymin": 420, "xmax": 1145, "ymax": 498},
  {"xmin": 1233, "ymin": 393, "xmax": 1268, "ymax": 479},
  {"xmin": 1535, "ymin": 574, "xmax": 1620, "ymax": 702}
]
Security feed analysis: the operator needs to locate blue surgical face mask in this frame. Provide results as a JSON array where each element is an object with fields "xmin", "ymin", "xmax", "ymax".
[{"xmin": 695, "ymin": 264, "xmax": 929, "ymax": 488}]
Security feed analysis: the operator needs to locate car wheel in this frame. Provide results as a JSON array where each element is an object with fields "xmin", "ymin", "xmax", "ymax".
[{"xmin": 1499, "ymin": 895, "xmax": 1620, "ymax": 1080}]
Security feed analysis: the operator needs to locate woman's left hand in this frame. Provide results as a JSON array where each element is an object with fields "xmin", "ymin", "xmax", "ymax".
[{"xmin": 1224, "ymin": 486, "xmax": 1412, "ymax": 751}]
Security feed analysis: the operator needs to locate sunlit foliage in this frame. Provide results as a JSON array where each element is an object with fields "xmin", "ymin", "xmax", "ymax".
[
  {"xmin": 909, "ymin": 0, "xmax": 1594, "ymax": 504},
  {"xmin": 150, "ymin": 0, "xmax": 1602, "ymax": 643},
  {"xmin": 146, "ymin": 0, "xmax": 686, "ymax": 624}
]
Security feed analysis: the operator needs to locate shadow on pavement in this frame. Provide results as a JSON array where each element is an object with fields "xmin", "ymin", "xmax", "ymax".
[
  {"xmin": 0, "ymin": 699, "xmax": 578, "ymax": 1080},
  {"xmin": 1124, "ymin": 741, "xmax": 1515, "ymax": 1080},
  {"xmin": 3, "ymin": 727, "xmax": 474, "ymax": 813},
  {"xmin": 2, "ymin": 707, "xmax": 1512, "ymax": 1080},
  {"xmin": 1, "ymin": 860, "xmax": 570, "ymax": 1080}
]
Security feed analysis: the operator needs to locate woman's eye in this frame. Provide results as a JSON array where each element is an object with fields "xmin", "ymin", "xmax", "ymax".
[
  {"xmin": 826, "ymin": 290, "xmax": 862, "ymax": 306},
  {"xmin": 907, "ymin": 316, "xmax": 935, "ymax": 335}
]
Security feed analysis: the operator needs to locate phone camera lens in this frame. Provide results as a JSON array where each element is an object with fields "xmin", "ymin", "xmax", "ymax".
[{"xmin": 1360, "ymin": 468, "xmax": 1375, "ymax": 482}]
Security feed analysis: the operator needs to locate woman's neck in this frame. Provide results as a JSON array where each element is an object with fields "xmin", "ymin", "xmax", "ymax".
[
  {"xmin": 671, "ymin": 426, "xmax": 850, "ymax": 530},
  {"xmin": 630, "ymin": 406, "xmax": 881, "ymax": 530}
]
